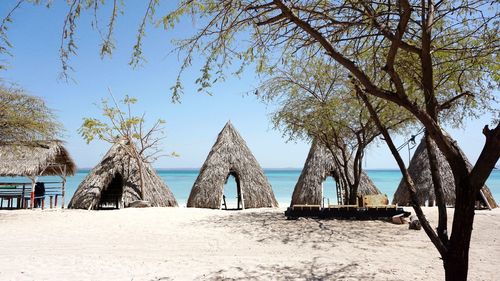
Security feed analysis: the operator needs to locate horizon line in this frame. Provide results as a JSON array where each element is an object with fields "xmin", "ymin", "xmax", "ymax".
[{"xmin": 74, "ymin": 167, "xmax": 406, "ymax": 171}]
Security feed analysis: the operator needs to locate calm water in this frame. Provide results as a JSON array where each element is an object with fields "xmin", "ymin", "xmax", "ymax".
[{"xmin": 2, "ymin": 169, "xmax": 499, "ymax": 207}]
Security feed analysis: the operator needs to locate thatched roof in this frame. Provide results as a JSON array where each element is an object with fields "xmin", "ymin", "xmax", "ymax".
[
  {"xmin": 392, "ymin": 137, "xmax": 497, "ymax": 208},
  {"xmin": 68, "ymin": 140, "xmax": 177, "ymax": 209},
  {"xmin": 187, "ymin": 121, "xmax": 278, "ymax": 209},
  {"xmin": 0, "ymin": 141, "xmax": 76, "ymax": 177},
  {"xmin": 291, "ymin": 140, "xmax": 381, "ymax": 206}
]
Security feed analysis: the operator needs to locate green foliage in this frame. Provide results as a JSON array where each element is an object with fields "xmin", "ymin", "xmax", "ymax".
[
  {"xmin": 78, "ymin": 93, "xmax": 168, "ymax": 163},
  {"xmin": 79, "ymin": 92, "xmax": 170, "ymax": 200},
  {"xmin": 0, "ymin": 85, "xmax": 62, "ymax": 143},
  {"xmin": 2, "ymin": 1, "xmax": 497, "ymax": 119},
  {"xmin": 0, "ymin": 1, "xmax": 25, "ymax": 71},
  {"xmin": 261, "ymin": 57, "xmax": 415, "ymax": 203},
  {"xmin": 160, "ymin": 0, "xmax": 498, "ymax": 125},
  {"xmin": 264, "ymin": 57, "xmax": 412, "ymax": 142}
]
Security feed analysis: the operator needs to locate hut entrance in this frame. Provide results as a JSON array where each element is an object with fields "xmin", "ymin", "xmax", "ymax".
[
  {"xmin": 322, "ymin": 176, "xmax": 339, "ymax": 206},
  {"xmin": 221, "ymin": 171, "xmax": 243, "ymax": 210},
  {"xmin": 321, "ymin": 171, "xmax": 346, "ymax": 206},
  {"xmin": 98, "ymin": 173, "xmax": 123, "ymax": 209}
]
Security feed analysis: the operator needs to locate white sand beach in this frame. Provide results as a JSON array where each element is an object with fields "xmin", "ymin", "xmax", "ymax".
[{"xmin": 0, "ymin": 207, "xmax": 498, "ymax": 281}]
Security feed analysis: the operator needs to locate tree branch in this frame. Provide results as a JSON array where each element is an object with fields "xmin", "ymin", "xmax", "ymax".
[
  {"xmin": 438, "ymin": 91, "xmax": 474, "ymax": 111},
  {"xmin": 470, "ymin": 123, "xmax": 500, "ymax": 191},
  {"xmin": 357, "ymin": 85, "xmax": 448, "ymax": 257}
]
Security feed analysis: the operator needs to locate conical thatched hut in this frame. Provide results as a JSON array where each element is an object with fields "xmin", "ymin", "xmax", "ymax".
[
  {"xmin": 69, "ymin": 140, "xmax": 177, "ymax": 209},
  {"xmin": 187, "ymin": 121, "xmax": 278, "ymax": 209},
  {"xmin": 290, "ymin": 140, "xmax": 381, "ymax": 206},
  {"xmin": 392, "ymin": 137, "xmax": 497, "ymax": 208}
]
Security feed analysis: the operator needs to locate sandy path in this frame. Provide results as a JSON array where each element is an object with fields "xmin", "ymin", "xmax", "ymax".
[{"xmin": 0, "ymin": 207, "xmax": 498, "ymax": 280}]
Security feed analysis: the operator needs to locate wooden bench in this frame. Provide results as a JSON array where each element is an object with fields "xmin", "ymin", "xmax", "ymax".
[
  {"xmin": 45, "ymin": 186, "xmax": 63, "ymax": 209},
  {"xmin": 285, "ymin": 204, "xmax": 322, "ymax": 219},
  {"xmin": 327, "ymin": 204, "xmax": 359, "ymax": 209},
  {"xmin": 1, "ymin": 182, "xmax": 65, "ymax": 209},
  {"xmin": 0, "ymin": 185, "xmax": 20, "ymax": 208},
  {"xmin": 32, "ymin": 182, "xmax": 65, "ymax": 209},
  {"xmin": 291, "ymin": 204, "xmax": 321, "ymax": 211},
  {"xmin": 0, "ymin": 184, "xmax": 29, "ymax": 209},
  {"xmin": 365, "ymin": 205, "xmax": 398, "ymax": 210}
]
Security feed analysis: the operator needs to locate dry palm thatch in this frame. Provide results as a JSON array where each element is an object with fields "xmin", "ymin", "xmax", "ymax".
[
  {"xmin": 0, "ymin": 141, "xmax": 76, "ymax": 177},
  {"xmin": 392, "ymin": 137, "xmax": 497, "ymax": 208},
  {"xmin": 187, "ymin": 121, "xmax": 278, "ymax": 209},
  {"xmin": 68, "ymin": 140, "xmax": 177, "ymax": 209},
  {"xmin": 290, "ymin": 140, "xmax": 380, "ymax": 206}
]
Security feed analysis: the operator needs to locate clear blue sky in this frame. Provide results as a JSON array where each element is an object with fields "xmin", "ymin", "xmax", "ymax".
[{"xmin": 1, "ymin": 1, "xmax": 496, "ymax": 169}]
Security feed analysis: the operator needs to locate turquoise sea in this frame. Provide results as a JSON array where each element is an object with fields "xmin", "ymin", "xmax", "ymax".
[{"xmin": 2, "ymin": 169, "xmax": 499, "ymax": 207}]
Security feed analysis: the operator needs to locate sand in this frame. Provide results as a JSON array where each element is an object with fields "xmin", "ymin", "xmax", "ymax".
[{"xmin": 0, "ymin": 207, "xmax": 498, "ymax": 281}]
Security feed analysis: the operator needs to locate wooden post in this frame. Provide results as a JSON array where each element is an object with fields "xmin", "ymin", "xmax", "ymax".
[
  {"xmin": 50, "ymin": 196, "xmax": 53, "ymax": 209},
  {"xmin": 61, "ymin": 180, "xmax": 66, "ymax": 209},
  {"xmin": 20, "ymin": 184, "xmax": 25, "ymax": 209},
  {"xmin": 335, "ymin": 179, "xmax": 342, "ymax": 205},
  {"xmin": 29, "ymin": 177, "xmax": 37, "ymax": 210},
  {"xmin": 237, "ymin": 176, "xmax": 244, "ymax": 210},
  {"xmin": 479, "ymin": 190, "xmax": 492, "ymax": 210},
  {"xmin": 61, "ymin": 166, "xmax": 66, "ymax": 209},
  {"xmin": 321, "ymin": 181, "xmax": 324, "ymax": 207}
]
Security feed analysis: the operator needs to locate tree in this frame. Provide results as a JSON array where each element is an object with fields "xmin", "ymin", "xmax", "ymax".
[
  {"xmin": 78, "ymin": 93, "xmax": 168, "ymax": 201},
  {"xmin": 0, "ymin": 0, "xmax": 23, "ymax": 71},
  {"xmin": 158, "ymin": 2, "xmax": 499, "ymax": 280},
  {"xmin": 0, "ymin": 85, "xmax": 61, "ymax": 144},
  {"xmin": 262, "ymin": 58, "xmax": 414, "ymax": 204},
  {"xmin": 3, "ymin": 1, "xmax": 499, "ymax": 279}
]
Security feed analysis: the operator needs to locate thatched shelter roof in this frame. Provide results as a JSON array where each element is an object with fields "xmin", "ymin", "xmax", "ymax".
[
  {"xmin": 0, "ymin": 141, "xmax": 76, "ymax": 177},
  {"xmin": 291, "ymin": 140, "xmax": 380, "ymax": 206},
  {"xmin": 187, "ymin": 121, "xmax": 278, "ymax": 209},
  {"xmin": 68, "ymin": 140, "xmax": 177, "ymax": 209},
  {"xmin": 392, "ymin": 137, "xmax": 497, "ymax": 208}
]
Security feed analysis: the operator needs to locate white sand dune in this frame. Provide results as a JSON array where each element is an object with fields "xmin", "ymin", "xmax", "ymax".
[{"xmin": 0, "ymin": 207, "xmax": 498, "ymax": 280}]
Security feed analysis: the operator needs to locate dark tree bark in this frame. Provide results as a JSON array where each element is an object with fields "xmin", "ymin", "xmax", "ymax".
[
  {"xmin": 357, "ymin": 88, "xmax": 448, "ymax": 257},
  {"xmin": 424, "ymin": 132, "xmax": 449, "ymax": 244},
  {"xmin": 359, "ymin": 85, "xmax": 499, "ymax": 281}
]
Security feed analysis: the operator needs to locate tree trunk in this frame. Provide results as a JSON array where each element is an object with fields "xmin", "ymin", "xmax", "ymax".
[
  {"xmin": 444, "ymin": 234, "xmax": 471, "ymax": 281},
  {"xmin": 349, "ymin": 183, "xmax": 359, "ymax": 205},
  {"xmin": 443, "ymin": 253, "xmax": 468, "ymax": 281},
  {"xmin": 425, "ymin": 132, "xmax": 449, "ymax": 244},
  {"xmin": 138, "ymin": 160, "xmax": 145, "ymax": 200},
  {"xmin": 443, "ymin": 173, "xmax": 476, "ymax": 281},
  {"xmin": 127, "ymin": 139, "xmax": 145, "ymax": 200},
  {"xmin": 348, "ymin": 186, "xmax": 358, "ymax": 205},
  {"xmin": 357, "ymin": 88, "xmax": 448, "ymax": 256}
]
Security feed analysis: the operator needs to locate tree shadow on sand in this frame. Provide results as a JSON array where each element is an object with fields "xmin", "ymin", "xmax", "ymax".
[
  {"xmin": 195, "ymin": 257, "xmax": 380, "ymax": 280},
  {"xmin": 192, "ymin": 210, "xmax": 413, "ymax": 251}
]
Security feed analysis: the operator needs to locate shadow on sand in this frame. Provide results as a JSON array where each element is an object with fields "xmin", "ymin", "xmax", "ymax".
[
  {"xmin": 191, "ymin": 210, "xmax": 411, "ymax": 250},
  {"xmin": 196, "ymin": 258, "xmax": 378, "ymax": 280}
]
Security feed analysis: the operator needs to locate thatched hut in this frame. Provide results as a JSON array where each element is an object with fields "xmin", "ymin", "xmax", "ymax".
[
  {"xmin": 392, "ymin": 137, "xmax": 497, "ymax": 209},
  {"xmin": 68, "ymin": 140, "xmax": 177, "ymax": 209},
  {"xmin": 291, "ymin": 140, "xmax": 381, "ymax": 206},
  {"xmin": 0, "ymin": 141, "xmax": 76, "ymax": 177},
  {"xmin": 0, "ymin": 141, "xmax": 76, "ymax": 208},
  {"xmin": 187, "ymin": 121, "xmax": 278, "ymax": 209}
]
